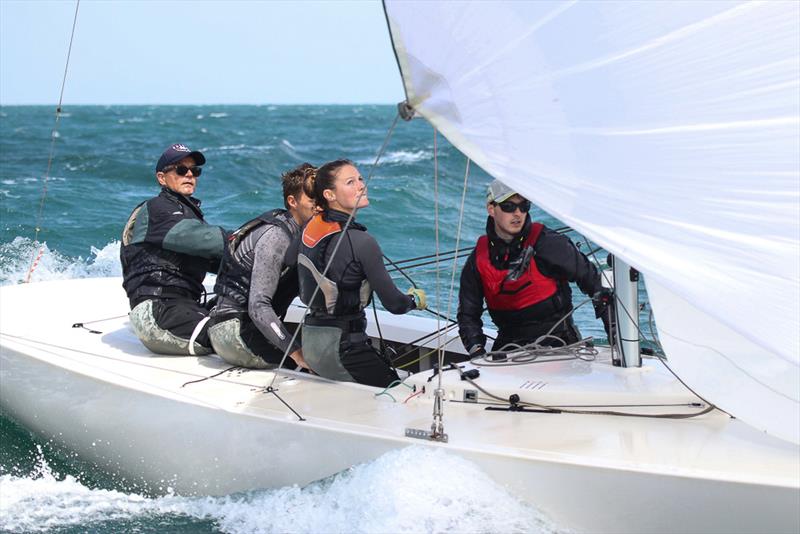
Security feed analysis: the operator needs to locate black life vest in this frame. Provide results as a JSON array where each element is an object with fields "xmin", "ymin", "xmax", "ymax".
[
  {"xmin": 121, "ymin": 190, "xmax": 215, "ymax": 304},
  {"xmin": 213, "ymin": 209, "xmax": 298, "ymax": 319},
  {"xmin": 297, "ymin": 211, "xmax": 371, "ymax": 317}
]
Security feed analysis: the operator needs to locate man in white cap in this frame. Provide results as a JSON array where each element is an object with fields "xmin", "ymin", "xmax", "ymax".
[
  {"xmin": 120, "ymin": 143, "xmax": 225, "ymax": 355},
  {"xmin": 457, "ymin": 180, "xmax": 613, "ymax": 357}
]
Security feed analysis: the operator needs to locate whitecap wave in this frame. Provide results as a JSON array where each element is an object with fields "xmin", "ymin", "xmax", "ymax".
[
  {"xmin": 357, "ymin": 150, "xmax": 432, "ymax": 165},
  {"xmin": 209, "ymin": 113, "xmax": 229, "ymax": 119},
  {"xmin": 0, "ymin": 446, "xmax": 563, "ymax": 533},
  {"xmin": 0, "ymin": 238, "xmax": 122, "ymax": 286}
]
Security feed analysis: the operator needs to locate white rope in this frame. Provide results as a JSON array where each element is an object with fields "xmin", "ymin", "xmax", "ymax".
[
  {"xmin": 433, "ymin": 128, "xmax": 442, "ymax": 373},
  {"xmin": 26, "ymin": 0, "xmax": 81, "ymax": 283},
  {"xmin": 442, "ymin": 157, "xmax": 471, "ymax": 354}
]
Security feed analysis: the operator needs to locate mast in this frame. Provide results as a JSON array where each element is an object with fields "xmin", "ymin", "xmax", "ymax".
[{"xmin": 612, "ymin": 256, "xmax": 641, "ymax": 368}]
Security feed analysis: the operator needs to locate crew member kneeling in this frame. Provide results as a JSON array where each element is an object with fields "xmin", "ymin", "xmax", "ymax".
[
  {"xmin": 458, "ymin": 180, "xmax": 613, "ymax": 357},
  {"xmin": 121, "ymin": 143, "xmax": 225, "ymax": 356}
]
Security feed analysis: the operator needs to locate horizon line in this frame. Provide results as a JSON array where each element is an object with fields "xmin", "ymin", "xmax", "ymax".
[{"xmin": 0, "ymin": 101, "xmax": 401, "ymax": 107}]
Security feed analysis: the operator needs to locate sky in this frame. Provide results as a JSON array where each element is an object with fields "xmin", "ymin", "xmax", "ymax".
[{"xmin": 0, "ymin": 0, "xmax": 405, "ymax": 105}]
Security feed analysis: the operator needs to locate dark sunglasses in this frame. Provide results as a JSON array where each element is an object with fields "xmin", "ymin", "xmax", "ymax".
[
  {"xmin": 163, "ymin": 165, "xmax": 202, "ymax": 177},
  {"xmin": 496, "ymin": 199, "xmax": 531, "ymax": 213}
]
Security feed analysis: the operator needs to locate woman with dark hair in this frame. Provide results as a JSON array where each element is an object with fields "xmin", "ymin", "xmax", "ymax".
[{"xmin": 297, "ymin": 159, "xmax": 426, "ymax": 387}]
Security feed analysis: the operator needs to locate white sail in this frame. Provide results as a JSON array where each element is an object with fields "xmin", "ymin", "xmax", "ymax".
[{"xmin": 383, "ymin": 0, "xmax": 800, "ymax": 443}]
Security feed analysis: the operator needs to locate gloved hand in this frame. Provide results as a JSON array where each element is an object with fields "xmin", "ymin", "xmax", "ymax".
[
  {"xmin": 468, "ymin": 344, "xmax": 487, "ymax": 359},
  {"xmin": 407, "ymin": 287, "xmax": 427, "ymax": 310},
  {"xmin": 592, "ymin": 288, "xmax": 616, "ymax": 344},
  {"xmin": 592, "ymin": 287, "xmax": 613, "ymax": 316}
]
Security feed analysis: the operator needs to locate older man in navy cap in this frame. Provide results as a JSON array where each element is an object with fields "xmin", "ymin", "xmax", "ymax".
[{"xmin": 120, "ymin": 143, "xmax": 225, "ymax": 356}]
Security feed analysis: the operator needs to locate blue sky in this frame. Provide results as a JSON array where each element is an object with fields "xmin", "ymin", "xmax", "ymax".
[{"xmin": 0, "ymin": 0, "xmax": 404, "ymax": 105}]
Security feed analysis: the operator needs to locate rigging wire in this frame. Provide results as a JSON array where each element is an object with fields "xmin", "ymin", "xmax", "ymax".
[
  {"xmin": 267, "ymin": 112, "xmax": 401, "ymax": 392},
  {"xmin": 426, "ymin": 127, "xmax": 448, "ymax": 440},
  {"xmin": 26, "ymin": 0, "xmax": 81, "ymax": 283}
]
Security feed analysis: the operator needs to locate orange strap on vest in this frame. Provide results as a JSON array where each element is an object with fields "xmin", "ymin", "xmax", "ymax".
[{"xmin": 302, "ymin": 214, "xmax": 342, "ymax": 248}]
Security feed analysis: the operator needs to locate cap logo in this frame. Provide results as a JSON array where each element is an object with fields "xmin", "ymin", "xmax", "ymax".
[{"xmin": 172, "ymin": 144, "xmax": 190, "ymax": 152}]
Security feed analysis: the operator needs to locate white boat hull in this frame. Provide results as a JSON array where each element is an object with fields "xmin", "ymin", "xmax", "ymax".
[{"xmin": 1, "ymin": 278, "xmax": 798, "ymax": 533}]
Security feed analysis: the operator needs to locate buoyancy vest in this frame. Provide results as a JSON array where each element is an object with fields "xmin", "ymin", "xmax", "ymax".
[
  {"xmin": 121, "ymin": 191, "xmax": 215, "ymax": 304},
  {"xmin": 213, "ymin": 209, "xmax": 298, "ymax": 318},
  {"xmin": 297, "ymin": 211, "xmax": 371, "ymax": 317},
  {"xmin": 475, "ymin": 222, "xmax": 558, "ymax": 311}
]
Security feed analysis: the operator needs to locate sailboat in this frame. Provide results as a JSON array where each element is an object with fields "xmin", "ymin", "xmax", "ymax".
[{"xmin": 1, "ymin": 2, "xmax": 798, "ymax": 533}]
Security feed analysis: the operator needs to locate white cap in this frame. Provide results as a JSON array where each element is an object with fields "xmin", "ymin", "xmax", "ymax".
[{"xmin": 486, "ymin": 180, "xmax": 518, "ymax": 203}]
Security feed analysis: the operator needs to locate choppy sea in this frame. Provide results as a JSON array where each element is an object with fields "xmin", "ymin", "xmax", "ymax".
[{"xmin": 0, "ymin": 105, "xmax": 645, "ymax": 533}]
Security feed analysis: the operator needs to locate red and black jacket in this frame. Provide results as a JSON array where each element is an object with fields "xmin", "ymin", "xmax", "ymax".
[{"xmin": 457, "ymin": 216, "xmax": 602, "ymax": 351}]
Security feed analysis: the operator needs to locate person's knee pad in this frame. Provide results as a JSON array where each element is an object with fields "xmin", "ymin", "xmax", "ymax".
[
  {"xmin": 208, "ymin": 318, "xmax": 271, "ymax": 369},
  {"xmin": 129, "ymin": 300, "xmax": 212, "ymax": 356}
]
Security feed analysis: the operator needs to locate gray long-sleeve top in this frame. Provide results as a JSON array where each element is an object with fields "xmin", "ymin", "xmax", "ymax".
[{"xmin": 214, "ymin": 215, "xmax": 301, "ymax": 354}]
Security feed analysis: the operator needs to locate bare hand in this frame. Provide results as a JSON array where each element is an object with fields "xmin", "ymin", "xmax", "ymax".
[{"xmin": 289, "ymin": 348, "xmax": 310, "ymax": 370}]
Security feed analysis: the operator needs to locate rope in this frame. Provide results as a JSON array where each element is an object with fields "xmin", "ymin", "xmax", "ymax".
[
  {"xmin": 455, "ymin": 366, "xmax": 715, "ymax": 419},
  {"xmin": 268, "ymin": 112, "xmax": 401, "ymax": 391},
  {"xmin": 442, "ymin": 157, "xmax": 471, "ymax": 355},
  {"xmin": 26, "ymin": 0, "xmax": 81, "ymax": 283},
  {"xmin": 181, "ymin": 366, "xmax": 240, "ymax": 387},
  {"xmin": 433, "ymin": 128, "xmax": 442, "ymax": 373}
]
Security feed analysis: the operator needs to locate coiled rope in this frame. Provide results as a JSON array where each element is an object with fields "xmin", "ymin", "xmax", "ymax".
[{"xmin": 26, "ymin": 0, "xmax": 81, "ymax": 283}]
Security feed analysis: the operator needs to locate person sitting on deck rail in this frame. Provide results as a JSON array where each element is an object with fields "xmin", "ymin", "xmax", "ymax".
[
  {"xmin": 297, "ymin": 159, "xmax": 427, "ymax": 387},
  {"xmin": 208, "ymin": 164, "xmax": 317, "ymax": 370},
  {"xmin": 457, "ymin": 180, "xmax": 614, "ymax": 358},
  {"xmin": 120, "ymin": 143, "xmax": 225, "ymax": 356}
]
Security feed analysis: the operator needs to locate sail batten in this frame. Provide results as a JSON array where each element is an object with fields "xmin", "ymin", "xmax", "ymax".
[{"xmin": 384, "ymin": 0, "xmax": 800, "ymax": 443}]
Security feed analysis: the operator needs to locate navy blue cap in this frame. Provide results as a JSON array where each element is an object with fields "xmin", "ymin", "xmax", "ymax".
[{"xmin": 156, "ymin": 143, "xmax": 206, "ymax": 172}]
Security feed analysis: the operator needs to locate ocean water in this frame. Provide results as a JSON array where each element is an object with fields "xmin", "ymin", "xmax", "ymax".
[{"xmin": 0, "ymin": 105, "xmax": 638, "ymax": 533}]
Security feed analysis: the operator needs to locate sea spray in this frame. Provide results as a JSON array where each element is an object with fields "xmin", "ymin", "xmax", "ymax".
[
  {"xmin": 0, "ymin": 238, "xmax": 121, "ymax": 286},
  {"xmin": 0, "ymin": 447, "xmax": 564, "ymax": 534}
]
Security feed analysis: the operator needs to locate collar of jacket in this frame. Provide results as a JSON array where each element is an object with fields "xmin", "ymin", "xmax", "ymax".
[
  {"xmin": 322, "ymin": 208, "xmax": 367, "ymax": 232},
  {"xmin": 159, "ymin": 186, "xmax": 204, "ymax": 216},
  {"xmin": 485, "ymin": 214, "xmax": 532, "ymax": 269}
]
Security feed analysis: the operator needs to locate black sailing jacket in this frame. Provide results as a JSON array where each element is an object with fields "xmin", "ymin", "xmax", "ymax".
[{"xmin": 120, "ymin": 187, "xmax": 224, "ymax": 306}]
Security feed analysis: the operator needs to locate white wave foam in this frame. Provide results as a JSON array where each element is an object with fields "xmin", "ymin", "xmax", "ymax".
[
  {"xmin": 0, "ymin": 238, "xmax": 122, "ymax": 286},
  {"xmin": 0, "ymin": 447, "xmax": 152, "ymax": 532},
  {"xmin": 0, "ymin": 447, "xmax": 563, "ymax": 533},
  {"xmin": 117, "ymin": 117, "xmax": 145, "ymax": 124},
  {"xmin": 357, "ymin": 150, "xmax": 432, "ymax": 165},
  {"xmin": 209, "ymin": 113, "xmax": 229, "ymax": 118}
]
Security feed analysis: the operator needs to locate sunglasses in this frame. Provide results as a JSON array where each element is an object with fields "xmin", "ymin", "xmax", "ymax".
[
  {"xmin": 496, "ymin": 199, "xmax": 531, "ymax": 213},
  {"xmin": 163, "ymin": 164, "xmax": 202, "ymax": 177}
]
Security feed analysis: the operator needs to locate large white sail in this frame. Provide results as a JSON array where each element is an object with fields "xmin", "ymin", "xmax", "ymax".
[{"xmin": 383, "ymin": 0, "xmax": 800, "ymax": 444}]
